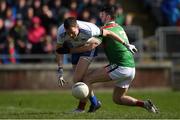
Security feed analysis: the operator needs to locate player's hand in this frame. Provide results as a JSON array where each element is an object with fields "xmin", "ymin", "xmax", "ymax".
[
  {"xmin": 57, "ymin": 66, "xmax": 67, "ymax": 87},
  {"xmin": 124, "ymin": 43, "xmax": 138, "ymax": 54},
  {"xmin": 58, "ymin": 76, "xmax": 67, "ymax": 87}
]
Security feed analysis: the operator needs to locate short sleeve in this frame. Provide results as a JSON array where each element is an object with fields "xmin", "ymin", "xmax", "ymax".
[
  {"xmin": 90, "ymin": 23, "xmax": 101, "ymax": 36},
  {"xmin": 77, "ymin": 21, "xmax": 101, "ymax": 37}
]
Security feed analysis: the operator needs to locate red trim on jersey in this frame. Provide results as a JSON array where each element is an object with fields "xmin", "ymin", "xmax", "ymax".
[{"xmin": 101, "ymin": 23, "xmax": 119, "ymax": 29}]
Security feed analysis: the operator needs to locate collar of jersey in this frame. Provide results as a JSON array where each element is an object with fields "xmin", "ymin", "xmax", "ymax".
[
  {"xmin": 102, "ymin": 21, "xmax": 118, "ymax": 29},
  {"xmin": 105, "ymin": 21, "xmax": 116, "ymax": 26}
]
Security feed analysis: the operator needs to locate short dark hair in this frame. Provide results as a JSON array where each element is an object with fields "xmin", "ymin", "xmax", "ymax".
[
  {"xmin": 100, "ymin": 5, "xmax": 116, "ymax": 19},
  {"xmin": 64, "ymin": 17, "xmax": 77, "ymax": 29}
]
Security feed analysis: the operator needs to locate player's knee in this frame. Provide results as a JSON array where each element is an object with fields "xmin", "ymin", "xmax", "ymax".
[
  {"xmin": 113, "ymin": 96, "xmax": 124, "ymax": 105},
  {"xmin": 112, "ymin": 96, "xmax": 122, "ymax": 105}
]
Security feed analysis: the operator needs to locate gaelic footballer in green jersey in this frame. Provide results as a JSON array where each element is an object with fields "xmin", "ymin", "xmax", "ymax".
[{"xmin": 101, "ymin": 21, "xmax": 135, "ymax": 67}]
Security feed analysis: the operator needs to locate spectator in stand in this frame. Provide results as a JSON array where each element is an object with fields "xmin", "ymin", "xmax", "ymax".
[
  {"xmin": 2, "ymin": 34, "xmax": 18, "ymax": 64},
  {"xmin": 77, "ymin": 0, "xmax": 90, "ymax": 15},
  {"xmin": 4, "ymin": 7, "xmax": 15, "ymax": 32},
  {"xmin": 26, "ymin": 0, "xmax": 33, "ymax": 7},
  {"xmin": 78, "ymin": 9, "xmax": 91, "ymax": 21},
  {"xmin": 6, "ymin": 0, "xmax": 15, "ymax": 6},
  {"xmin": 10, "ymin": 14, "xmax": 27, "ymax": 55},
  {"xmin": 124, "ymin": 13, "xmax": 134, "ymax": 26},
  {"xmin": 68, "ymin": 0, "xmax": 78, "ymax": 18},
  {"xmin": 89, "ymin": 0, "xmax": 101, "ymax": 18},
  {"xmin": 161, "ymin": 0, "xmax": 180, "ymax": 26},
  {"xmin": 24, "ymin": 7, "xmax": 34, "ymax": 28},
  {"xmin": 107, "ymin": 0, "xmax": 116, "ymax": 6},
  {"xmin": 27, "ymin": 16, "xmax": 46, "ymax": 56},
  {"xmin": 41, "ymin": 4, "xmax": 54, "ymax": 30},
  {"xmin": 0, "ymin": 0, "xmax": 7, "ymax": 18},
  {"xmin": 0, "ymin": 18, "xmax": 7, "ymax": 63},
  {"xmin": 49, "ymin": 25, "xmax": 58, "ymax": 47},
  {"xmin": 32, "ymin": 0, "xmax": 42, "ymax": 17},
  {"xmin": 115, "ymin": 4, "xmax": 125, "ymax": 26},
  {"xmin": 62, "ymin": 10, "xmax": 71, "ymax": 21},
  {"xmin": 15, "ymin": 0, "xmax": 28, "ymax": 20},
  {"xmin": 50, "ymin": 0, "xmax": 68, "ymax": 25},
  {"xmin": 43, "ymin": 35, "xmax": 53, "ymax": 54}
]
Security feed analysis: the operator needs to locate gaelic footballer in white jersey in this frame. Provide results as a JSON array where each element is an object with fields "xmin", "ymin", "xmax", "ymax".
[{"xmin": 57, "ymin": 20, "xmax": 101, "ymax": 48}]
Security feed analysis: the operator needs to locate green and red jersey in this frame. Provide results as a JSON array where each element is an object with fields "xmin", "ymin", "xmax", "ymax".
[{"xmin": 100, "ymin": 21, "xmax": 135, "ymax": 67}]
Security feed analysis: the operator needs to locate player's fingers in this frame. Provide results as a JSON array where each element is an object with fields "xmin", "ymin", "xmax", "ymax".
[
  {"xmin": 60, "ymin": 80, "xmax": 64, "ymax": 86},
  {"xmin": 59, "ymin": 78, "xmax": 68, "ymax": 87},
  {"xmin": 131, "ymin": 50, "xmax": 135, "ymax": 54},
  {"xmin": 132, "ymin": 46, "xmax": 137, "ymax": 52},
  {"xmin": 133, "ymin": 48, "xmax": 138, "ymax": 52},
  {"xmin": 58, "ymin": 78, "xmax": 63, "ymax": 87},
  {"xmin": 134, "ymin": 46, "xmax": 138, "ymax": 51},
  {"xmin": 58, "ymin": 80, "xmax": 63, "ymax": 87}
]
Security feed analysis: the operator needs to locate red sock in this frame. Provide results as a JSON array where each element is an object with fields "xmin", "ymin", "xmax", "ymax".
[
  {"xmin": 77, "ymin": 101, "xmax": 86, "ymax": 110},
  {"xmin": 136, "ymin": 100, "xmax": 144, "ymax": 107}
]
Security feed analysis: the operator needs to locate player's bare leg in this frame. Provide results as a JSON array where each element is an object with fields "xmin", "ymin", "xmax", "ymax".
[
  {"xmin": 72, "ymin": 57, "xmax": 92, "ymax": 112},
  {"xmin": 113, "ymin": 87, "xmax": 159, "ymax": 113},
  {"xmin": 84, "ymin": 67, "xmax": 112, "ymax": 112},
  {"xmin": 84, "ymin": 67, "xmax": 159, "ymax": 113}
]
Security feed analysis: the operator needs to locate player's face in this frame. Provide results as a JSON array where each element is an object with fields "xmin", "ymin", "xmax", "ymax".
[
  {"xmin": 99, "ymin": 11, "xmax": 107, "ymax": 24},
  {"xmin": 66, "ymin": 26, "xmax": 79, "ymax": 39}
]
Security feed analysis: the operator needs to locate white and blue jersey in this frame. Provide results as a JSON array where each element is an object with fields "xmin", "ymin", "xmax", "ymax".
[{"xmin": 57, "ymin": 20, "xmax": 101, "ymax": 64}]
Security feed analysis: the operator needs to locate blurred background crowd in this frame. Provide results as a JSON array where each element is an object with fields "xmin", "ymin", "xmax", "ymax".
[{"xmin": 0, "ymin": 0, "xmax": 180, "ymax": 64}]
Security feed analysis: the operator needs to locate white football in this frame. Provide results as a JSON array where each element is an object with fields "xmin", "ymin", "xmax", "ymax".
[{"xmin": 72, "ymin": 82, "xmax": 89, "ymax": 99}]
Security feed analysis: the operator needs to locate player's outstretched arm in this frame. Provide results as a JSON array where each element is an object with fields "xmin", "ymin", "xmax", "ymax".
[
  {"xmin": 102, "ymin": 29, "xmax": 125, "ymax": 44},
  {"xmin": 56, "ymin": 44, "xmax": 68, "ymax": 87},
  {"xmin": 102, "ymin": 29, "xmax": 138, "ymax": 54}
]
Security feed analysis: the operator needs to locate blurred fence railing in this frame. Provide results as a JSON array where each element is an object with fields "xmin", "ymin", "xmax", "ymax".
[
  {"xmin": 155, "ymin": 27, "xmax": 180, "ymax": 90},
  {"xmin": 155, "ymin": 27, "xmax": 180, "ymax": 61}
]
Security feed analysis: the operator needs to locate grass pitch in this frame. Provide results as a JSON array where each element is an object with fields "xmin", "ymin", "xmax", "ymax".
[{"xmin": 0, "ymin": 89, "xmax": 179, "ymax": 119}]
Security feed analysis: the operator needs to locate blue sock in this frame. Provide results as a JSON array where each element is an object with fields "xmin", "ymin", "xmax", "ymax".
[{"xmin": 89, "ymin": 96, "xmax": 98, "ymax": 106}]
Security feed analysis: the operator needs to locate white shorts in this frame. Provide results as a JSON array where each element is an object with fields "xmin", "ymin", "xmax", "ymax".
[{"xmin": 105, "ymin": 64, "xmax": 135, "ymax": 88}]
